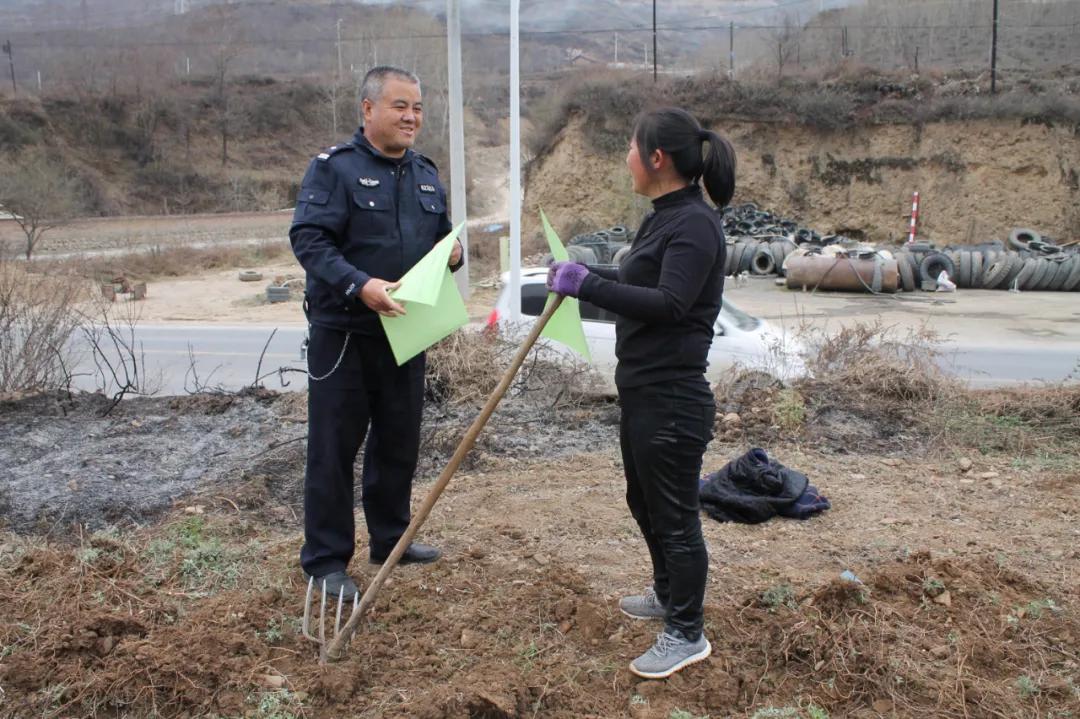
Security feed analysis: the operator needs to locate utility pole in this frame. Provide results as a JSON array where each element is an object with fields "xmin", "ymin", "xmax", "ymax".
[
  {"xmin": 447, "ymin": 0, "xmax": 470, "ymax": 297},
  {"xmin": 2, "ymin": 41, "xmax": 15, "ymax": 95},
  {"xmin": 509, "ymin": 0, "xmax": 521, "ymax": 321},
  {"xmin": 336, "ymin": 19, "xmax": 344, "ymax": 82},
  {"xmin": 728, "ymin": 21, "xmax": 734, "ymax": 78},
  {"xmin": 652, "ymin": 0, "xmax": 658, "ymax": 82},
  {"xmin": 614, "ymin": 32, "xmax": 618, "ymax": 64},
  {"xmin": 990, "ymin": 0, "xmax": 999, "ymax": 94}
]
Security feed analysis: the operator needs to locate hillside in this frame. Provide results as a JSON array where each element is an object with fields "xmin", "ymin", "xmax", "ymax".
[{"xmin": 523, "ymin": 70, "xmax": 1080, "ymax": 249}]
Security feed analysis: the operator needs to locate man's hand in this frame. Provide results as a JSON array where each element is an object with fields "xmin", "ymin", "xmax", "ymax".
[
  {"xmin": 359, "ymin": 278, "xmax": 406, "ymax": 318},
  {"xmin": 449, "ymin": 240, "xmax": 463, "ymax": 267}
]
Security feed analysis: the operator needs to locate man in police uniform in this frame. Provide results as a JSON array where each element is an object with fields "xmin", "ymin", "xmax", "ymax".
[{"xmin": 291, "ymin": 66, "xmax": 463, "ymax": 598}]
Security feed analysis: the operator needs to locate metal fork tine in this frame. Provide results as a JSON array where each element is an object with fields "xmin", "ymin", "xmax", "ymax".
[
  {"xmin": 319, "ymin": 580, "xmax": 328, "ymax": 645},
  {"xmin": 334, "ymin": 586, "xmax": 345, "ymax": 636},
  {"xmin": 301, "ymin": 576, "xmax": 317, "ymax": 642}
]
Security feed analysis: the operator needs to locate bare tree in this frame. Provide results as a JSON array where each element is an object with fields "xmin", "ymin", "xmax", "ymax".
[
  {"xmin": 0, "ymin": 150, "xmax": 85, "ymax": 260},
  {"xmin": 772, "ymin": 16, "xmax": 802, "ymax": 81},
  {"xmin": 211, "ymin": 45, "xmax": 240, "ymax": 167}
]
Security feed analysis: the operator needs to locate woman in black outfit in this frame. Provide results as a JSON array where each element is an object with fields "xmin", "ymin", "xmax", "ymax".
[{"xmin": 548, "ymin": 107, "xmax": 735, "ymax": 679}]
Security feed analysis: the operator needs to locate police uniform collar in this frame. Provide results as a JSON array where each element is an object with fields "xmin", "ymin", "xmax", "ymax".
[{"xmin": 353, "ymin": 127, "xmax": 414, "ymax": 165}]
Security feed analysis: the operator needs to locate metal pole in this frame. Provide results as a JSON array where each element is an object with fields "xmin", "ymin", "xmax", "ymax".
[
  {"xmin": 990, "ymin": 0, "xmax": 999, "ymax": 95},
  {"xmin": 447, "ymin": 0, "xmax": 470, "ymax": 298},
  {"xmin": 728, "ymin": 21, "xmax": 734, "ymax": 78},
  {"xmin": 508, "ymin": 0, "xmax": 521, "ymax": 321},
  {"xmin": 2, "ymin": 41, "xmax": 15, "ymax": 95},
  {"xmin": 336, "ymin": 19, "xmax": 344, "ymax": 82},
  {"xmin": 652, "ymin": 0, "xmax": 658, "ymax": 81}
]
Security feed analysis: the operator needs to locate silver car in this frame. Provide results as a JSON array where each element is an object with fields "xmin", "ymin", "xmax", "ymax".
[{"xmin": 488, "ymin": 267, "xmax": 806, "ymax": 393}]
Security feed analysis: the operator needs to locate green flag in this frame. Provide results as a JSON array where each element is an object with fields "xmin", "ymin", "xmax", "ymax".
[
  {"xmin": 380, "ymin": 225, "xmax": 468, "ymax": 366},
  {"xmin": 539, "ymin": 210, "xmax": 591, "ymax": 361}
]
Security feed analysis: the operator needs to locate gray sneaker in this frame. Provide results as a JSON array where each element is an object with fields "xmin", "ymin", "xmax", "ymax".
[
  {"xmin": 619, "ymin": 589, "xmax": 667, "ymax": 620},
  {"xmin": 304, "ymin": 570, "xmax": 359, "ymax": 601},
  {"xmin": 629, "ymin": 630, "xmax": 712, "ymax": 679}
]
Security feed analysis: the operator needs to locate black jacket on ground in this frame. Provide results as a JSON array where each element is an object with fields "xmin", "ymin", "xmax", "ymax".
[
  {"xmin": 698, "ymin": 448, "xmax": 810, "ymax": 524},
  {"xmin": 578, "ymin": 184, "xmax": 725, "ymax": 389},
  {"xmin": 290, "ymin": 128, "xmax": 454, "ymax": 334}
]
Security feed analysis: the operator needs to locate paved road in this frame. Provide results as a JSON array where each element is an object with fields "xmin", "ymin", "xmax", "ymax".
[
  {"xmin": 67, "ymin": 324, "xmax": 1079, "ymax": 397},
  {"xmin": 941, "ymin": 345, "xmax": 1079, "ymax": 388},
  {"xmin": 69, "ymin": 324, "xmax": 309, "ymax": 396}
]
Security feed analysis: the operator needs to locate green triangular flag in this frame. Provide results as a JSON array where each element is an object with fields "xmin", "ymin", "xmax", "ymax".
[
  {"xmin": 391, "ymin": 224, "xmax": 464, "ymax": 305},
  {"xmin": 380, "ymin": 224, "xmax": 468, "ymax": 366},
  {"xmin": 539, "ymin": 210, "xmax": 591, "ymax": 361}
]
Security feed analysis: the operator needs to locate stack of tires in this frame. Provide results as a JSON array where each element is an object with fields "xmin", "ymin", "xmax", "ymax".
[
  {"xmin": 545, "ymin": 226, "xmax": 633, "ymax": 265},
  {"xmin": 719, "ymin": 203, "xmax": 850, "ymax": 278},
  {"xmin": 893, "ymin": 230, "xmax": 1080, "ymax": 292},
  {"xmin": 725, "ymin": 237, "xmax": 799, "ymax": 276}
]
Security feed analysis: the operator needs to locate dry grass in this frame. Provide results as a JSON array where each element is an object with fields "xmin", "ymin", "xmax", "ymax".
[{"xmin": 28, "ymin": 241, "xmax": 292, "ymax": 283}]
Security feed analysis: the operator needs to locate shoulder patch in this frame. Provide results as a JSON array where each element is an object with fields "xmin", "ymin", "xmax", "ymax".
[{"xmin": 316, "ymin": 142, "xmax": 354, "ymax": 162}]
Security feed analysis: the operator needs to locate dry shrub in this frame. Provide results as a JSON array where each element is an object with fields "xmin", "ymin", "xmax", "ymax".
[
  {"xmin": 0, "ymin": 259, "xmax": 86, "ymax": 395},
  {"xmin": 530, "ymin": 67, "xmax": 1080, "ymax": 163},
  {"xmin": 425, "ymin": 328, "xmax": 511, "ymax": 406},
  {"xmin": 801, "ymin": 321, "xmax": 947, "ymax": 404},
  {"xmin": 425, "ymin": 327, "xmax": 599, "ymax": 409},
  {"xmin": 732, "ymin": 321, "xmax": 1080, "ymax": 458},
  {"xmin": 31, "ymin": 241, "xmax": 292, "ymax": 282}
]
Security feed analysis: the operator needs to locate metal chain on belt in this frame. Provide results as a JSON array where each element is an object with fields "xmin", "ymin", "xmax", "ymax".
[{"xmin": 307, "ymin": 331, "xmax": 351, "ymax": 382}]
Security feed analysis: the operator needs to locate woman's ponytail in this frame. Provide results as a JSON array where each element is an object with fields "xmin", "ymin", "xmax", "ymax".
[{"xmin": 699, "ymin": 129, "xmax": 736, "ymax": 209}]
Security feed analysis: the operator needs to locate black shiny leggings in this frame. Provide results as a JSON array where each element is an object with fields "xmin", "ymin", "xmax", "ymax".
[{"xmin": 619, "ymin": 379, "xmax": 714, "ymax": 640}]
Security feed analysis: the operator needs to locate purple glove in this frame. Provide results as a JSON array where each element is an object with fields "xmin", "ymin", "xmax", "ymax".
[{"xmin": 547, "ymin": 261, "xmax": 590, "ymax": 298}]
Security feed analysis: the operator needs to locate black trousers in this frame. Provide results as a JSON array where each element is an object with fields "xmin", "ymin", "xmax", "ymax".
[
  {"xmin": 619, "ymin": 378, "xmax": 714, "ymax": 640},
  {"xmin": 300, "ymin": 324, "xmax": 425, "ymax": 577}
]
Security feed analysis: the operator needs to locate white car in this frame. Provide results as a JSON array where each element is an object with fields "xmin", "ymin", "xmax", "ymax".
[{"xmin": 487, "ymin": 267, "xmax": 806, "ymax": 393}]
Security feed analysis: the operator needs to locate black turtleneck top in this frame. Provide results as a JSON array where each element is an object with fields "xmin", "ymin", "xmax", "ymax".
[{"xmin": 578, "ymin": 184, "xmax": 726, "ymax": 390}]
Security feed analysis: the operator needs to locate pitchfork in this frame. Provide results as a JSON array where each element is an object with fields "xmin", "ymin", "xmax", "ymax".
[{"xmin": 303, "ymin": 296, "xmax": 565, "ymax": 662}]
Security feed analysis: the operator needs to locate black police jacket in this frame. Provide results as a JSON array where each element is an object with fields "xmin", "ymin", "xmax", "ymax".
[{"xmin": 290, "ymin": 127, "xmax": 454, "ymax": 333}]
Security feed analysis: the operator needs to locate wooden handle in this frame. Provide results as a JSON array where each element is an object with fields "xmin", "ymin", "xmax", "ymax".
[{"xmin": 324, "ymin": 295, "xmax": 566, "ymax": 661}]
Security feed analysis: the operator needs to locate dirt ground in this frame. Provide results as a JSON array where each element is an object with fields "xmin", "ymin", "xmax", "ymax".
[
  {"xmin": 2, "ymin": 210, "xmax": 1079, "ymax": 718},
  {"xmin": 1, "ymin": 386, "xmax": 1078, "ymax": 718}
]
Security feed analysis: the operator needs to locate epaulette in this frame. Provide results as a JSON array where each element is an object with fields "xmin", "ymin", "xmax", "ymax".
[
  {"xmin": 316, "ymin": 142, "xmax": 354, "ymax": 161},
  {"xmin": 413, "ymin": 152, "xmax": 438, "ymax": 171}
]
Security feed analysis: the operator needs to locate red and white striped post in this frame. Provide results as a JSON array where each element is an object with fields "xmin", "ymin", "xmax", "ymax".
[{"xmin": 906, "ymin": 191, "xmax": 920, "ymax": 245}]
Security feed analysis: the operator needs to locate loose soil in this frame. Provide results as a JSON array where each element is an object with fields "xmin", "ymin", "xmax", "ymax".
[{"xmin": 1, "ymin": 388, "xmax": 1078, "ymax": 718}]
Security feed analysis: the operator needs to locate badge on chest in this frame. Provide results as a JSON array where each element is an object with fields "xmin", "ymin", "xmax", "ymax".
[
  {"xmin": 418, "ymin": 184, "xmax": 436, "ymax": 194},
  {"xmin": 358, "ymin": 177, "xmax": 381, "ymax": 188}
]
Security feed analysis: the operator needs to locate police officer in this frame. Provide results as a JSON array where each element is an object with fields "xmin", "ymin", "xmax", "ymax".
[{"xmin": 291, "ymin": 66, "xmax": 463, "ymax": 598}]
